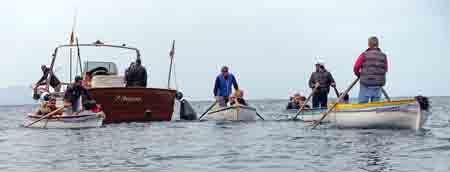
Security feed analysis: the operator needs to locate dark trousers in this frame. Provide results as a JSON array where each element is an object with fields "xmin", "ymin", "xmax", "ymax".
[{"xmin": 312, "ymin": 91, "xmax": 329, "ymax": 109}]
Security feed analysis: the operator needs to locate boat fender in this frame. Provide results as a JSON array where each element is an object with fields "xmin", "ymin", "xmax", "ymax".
[
  {"xmin": 415, "ymin": 96, "xmax": 430, "ymax": 111},
  {"xmin": 175, "ymin": 91, "xmax": 183, "ymax": 100},
  {"xmin": 180, "ymin": 99, "xmax": 197, "ymax": 120},
  {"xmin": 145, "ymin": 110, "xmax": 152, "ymax": 119}
]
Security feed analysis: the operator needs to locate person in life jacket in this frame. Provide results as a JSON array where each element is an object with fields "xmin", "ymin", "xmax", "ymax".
[
  {"xmin": 353, "ymin": 36, "xmax": 388, "ymax": 103},
  {"xmin": 213, "ymin": 66, "xmax": 239, "ymax": 107},
  {"xmin": 308, "ymin": 59, "xmax": 336, "ymax": 109}
]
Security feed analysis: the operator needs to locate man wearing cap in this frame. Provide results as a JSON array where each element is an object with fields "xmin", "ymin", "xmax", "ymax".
[
  {"xmin": 213, "ymin": 66, "xmax": 239, "ymax": 107},
  {"xmin": 353, "ymin": 36, "xmax": 388, "ymax": 103},
  {"xmin": 64, "ymin": 76, "xmax": 93, "ymax": 114},
  {"xmin": 308, "ymin": 59, "xmax": 336, "ymax": 109}
]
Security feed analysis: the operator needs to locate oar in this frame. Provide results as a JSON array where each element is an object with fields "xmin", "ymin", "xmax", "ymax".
[
  {"xmin": 25, "ymin": 107, "xmax": 64, "ymax": 127},
  {"xmin": 292, "ymin": 85, "xmax": 319, "ymax": 120},
  {"xmin": 255, "ymin": 111, "xmax": 265, "ymax": 120},
  {"xmin": 312, "ymin": 77, "xmax": 360, "ymax": 129},
  {"xmin": 198, "ymin": 101, "xmax": 218, "ymax": 120},
  {"xmin": 381, "ymin": 88, "xmax": 391, "ymax": 101}
]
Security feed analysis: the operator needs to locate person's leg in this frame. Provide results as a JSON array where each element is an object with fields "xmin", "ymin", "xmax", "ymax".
[
  {"xmin": 218, "ymin": 96, "xmax": 227, "ymax": 107},
  {"xmin": 312, "ymin": 95, "xmax": 320, "ymax": 109},
  {"xmin": 369, "ymin": 87, "xmax": 382, "ymax": 102},
  {"xmin": 358, "ymin": 84, "xmax": 370, "ymax": 104},
  {"xmin": 224, "ymin": 96, "xmax": 229, "ymax": 106},
  {"xmin": 320, "ymin": 91, "xmax": 328, "ymax": 109}
]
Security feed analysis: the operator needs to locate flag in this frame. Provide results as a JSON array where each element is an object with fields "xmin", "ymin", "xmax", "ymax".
[
  {"xmin": 169, "ymin": 40, "xmax": 175, "ymax": 59},
  {"xmin": 69, "ymin": 31, "xmax": 75, "ymax": 45}
]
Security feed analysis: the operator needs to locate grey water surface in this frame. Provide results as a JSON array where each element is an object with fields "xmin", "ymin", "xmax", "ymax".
[{"xmin": 1, "ymin": 97, "xmax": 449, "ymax": 172}]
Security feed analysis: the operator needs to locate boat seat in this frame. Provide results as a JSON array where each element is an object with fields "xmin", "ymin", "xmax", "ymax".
[{"xmin": 91, "ymin": 75, "xmax": 125, "ymax": 88}]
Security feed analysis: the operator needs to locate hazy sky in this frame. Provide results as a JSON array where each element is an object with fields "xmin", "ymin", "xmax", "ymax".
[{"xmin": 0, "ymin": 0, "xmax": 449, "ymax": 100}]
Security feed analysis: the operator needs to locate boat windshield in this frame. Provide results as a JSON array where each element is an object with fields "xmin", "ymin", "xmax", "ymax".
[{"xmin": 83, "ymin": 61, "xmax": 118, "ymax": 75}]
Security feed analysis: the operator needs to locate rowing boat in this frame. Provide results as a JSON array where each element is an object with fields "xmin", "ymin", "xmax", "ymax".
[
  {"xmin": 24, "ymin": 111, "xmax": 105, "ymax": 129},
  {"xmin": 206, "ymin": 105, "xmax": 257, "ymax": 121},
  {"xmin": 325, "ymin": 97, "xmax": 430, "ymax": 130}
]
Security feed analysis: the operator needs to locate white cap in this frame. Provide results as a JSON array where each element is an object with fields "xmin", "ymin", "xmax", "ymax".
[{"xmin": 315, "ymin": 58, "xmax": 325, "ymax": 66}]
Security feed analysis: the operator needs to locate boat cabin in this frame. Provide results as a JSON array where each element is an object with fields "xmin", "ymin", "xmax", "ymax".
[{"xmin": 83, "ymin": 61, "xmax": 125, "ymax": 88}]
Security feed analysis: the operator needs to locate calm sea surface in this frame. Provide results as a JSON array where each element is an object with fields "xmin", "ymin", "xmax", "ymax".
[{"xmin": 1, "ymin": 97, "xmax": 449, "ymax": 172}]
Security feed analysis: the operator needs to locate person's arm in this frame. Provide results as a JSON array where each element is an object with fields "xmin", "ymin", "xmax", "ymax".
[
  {"xmin": 328, "ymin": 72, "xmax": 336, "ymax": 87},
  {"xmin": 35, "ymin": 71, "xmax": 49, "ymax": 85},
  {"xmin": 232, "ymin": 75, "xmax": 239, "ymax": 91},
  {"xmin": 353, "ymin": 53, "xmax": 365, "ymax": 77},
  {"xmin": 213, "ymin": 76, "xmax": 220, "ymax": 96},
  {"xmin": 143, "ymin": 68, "xmax": 148, "ymax": 87},
  {"xmin": 308, "ymin": 73, "xmax": 315, "ymax": 88}
]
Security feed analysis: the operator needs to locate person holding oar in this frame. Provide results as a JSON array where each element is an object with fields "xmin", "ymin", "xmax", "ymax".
[
  {"xmin": 308, "ymin": 59, "xmax": 336, "ymax": 109},
  {"xmin": 213, "ymin": 66, "xmax": 239, "ymax": 107},
  {"xmin": 353, "ymin": 36, "xmax": 388, "ymax": 103},
  {"xmin": 63, "ymin": 76, "xmax": 94, "ymax": 115}
]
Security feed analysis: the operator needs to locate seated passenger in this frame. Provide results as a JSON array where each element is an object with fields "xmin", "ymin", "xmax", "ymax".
[
  {"xmin": 36, "ymin": 96, "xmax": 62, "ymax": 116},
  {"xmin": 286, "ymin": 93, "xmax": 301, "ymax": 110},
  {"xmin": 230, "ymin": 90, "xmax": 248, "ymax": 106},
  {"xmin": 298, "ymin": 96, "xmax": 311, "ymax": 109}
]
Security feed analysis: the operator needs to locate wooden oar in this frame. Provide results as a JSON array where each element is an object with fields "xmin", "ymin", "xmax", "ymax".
[
  {"xmin": 292, "ymin": 85, "xmax": 319, "ymax": 120},
  {"xmin": 198, "ymin": 101, "xmax": 218, "ymax": 120},
  {"xmin": 312, "ymin": 77, "xmax": 360, "ymax": 129},
  {"xmin": 255, "ymin": 111, "xmax": 265, "ymax": 120},
  {"xmin": 381, "ymin": 88, "xmax": 391, "ymax": 101},
  {"xmin": 25, "ymin": 107, "xmax": 64, "ymax": 127}
]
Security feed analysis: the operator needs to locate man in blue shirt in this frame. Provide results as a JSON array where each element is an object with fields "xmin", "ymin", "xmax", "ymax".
[
  {"xmin": 213, "ymin": 66, "xmax": 239, "ymax": 107},
  {"xmin": 64, "ymin": 76, "xmax": 93, "ymax": 114}
]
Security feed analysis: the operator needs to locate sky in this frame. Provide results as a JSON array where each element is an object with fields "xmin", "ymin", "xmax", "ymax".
[{"xmin": 0, "ymin": 0, "xmax": 449, "ymax": 100}]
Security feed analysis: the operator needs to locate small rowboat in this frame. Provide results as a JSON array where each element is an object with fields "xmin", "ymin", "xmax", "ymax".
[
  {"xmin": 24, "ymin": 112, "xmax": 105, "ymax": 129},
  {"xmin": 326, "ymin": 97, "xmax": 430, "ymax": 130},
  {"xmin": 206, "ymin": 105, "xmax": 257, "ymax": 121},
  {"xmin": 284, "ymin": 108, "xmax": 329, "ymax": 122}
]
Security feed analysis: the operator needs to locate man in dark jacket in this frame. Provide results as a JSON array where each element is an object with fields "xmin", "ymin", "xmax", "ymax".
[
  {"xmin": 309, "ymin": 60, "xmax": 336, "ymax": 109},
  {"xmin": 35, "ymin": 65, "xmax": 61, "ymax": 92},
  {"xmin": 353, "ymin": 36, "xmax": 388, "ymax": 103},
  {"xmin": 125, "ymin": 59, "xmax": 147, "ymax": 87},
  {"xmin": 64, "ymin": 76, "xmax": 93, "ymax": 114}
]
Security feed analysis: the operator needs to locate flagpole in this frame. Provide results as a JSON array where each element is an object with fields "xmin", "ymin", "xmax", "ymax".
[{"xmin": 167, "ymin": 40, "xmax": 175, "ymax": 89}]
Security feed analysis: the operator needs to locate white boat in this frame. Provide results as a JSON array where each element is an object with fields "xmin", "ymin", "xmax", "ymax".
[
  {"xmin": 324, "ymin": 97, "xmax": 431, "ymax": 130},
  {"xmin": 24, "ymin": 111, "xmax": 105, "ymax": 129},
  {"xmin": 206, "ymin": 105, "xmax": 257, "ymax": 121}
]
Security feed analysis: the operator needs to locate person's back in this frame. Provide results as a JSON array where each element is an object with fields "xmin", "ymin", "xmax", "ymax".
[
  {"xmin": 354, "ymin": 36, "xmax": 388, "ymax": 103},
  {"xmin": 125, "ymin": 60, "xmax": 147, "ymax": 87}
]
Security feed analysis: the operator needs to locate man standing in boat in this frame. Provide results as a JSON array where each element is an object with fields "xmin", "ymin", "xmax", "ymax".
[
  {"xmin": 308, "ymin": 59, "xmax": 336, "ymax": 109},
  {"xmin": 213, "ymin": 66, "xmax": 239, "ymax": 107},
  {"xmin": 125, "ymin": 59, "xmax": 147, "ymax": 87},
  {"xmin": 353, "ymin": 36, "xmax": 388, "ymax": 103},
  {"xmin": 64, "ymin": 76, "xmax": 93, "ymax": 114}
]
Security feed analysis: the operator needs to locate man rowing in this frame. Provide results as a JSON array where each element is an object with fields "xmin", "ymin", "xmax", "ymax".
[
  {"xmin": 308, "ymin": 59, "xmax": 336, "ymax": 109},
  {"xmin": 353, "ymin": 36, "xmax": 388, "ymax": 103},
  {"xmin": 213, "ymin": 66, "xmax": 239, "ymax": 107}
]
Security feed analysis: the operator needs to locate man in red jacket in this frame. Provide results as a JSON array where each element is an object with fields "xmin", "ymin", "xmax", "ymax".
[{"xmin": 353, "ymin": 36, "xmax": 388, "ymax": 103}]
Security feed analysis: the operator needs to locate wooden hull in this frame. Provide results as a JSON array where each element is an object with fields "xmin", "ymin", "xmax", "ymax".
[
  {"xmin": 206, "ymin": 105, "xmax": 257, "ymax": 121},
  {"xmin": 89, "ymin": 87, "xmax": 176, "ymax": 124},
  {"xmin": 330, "ymin": 99, "xmax": 430, "ymax": 130},
  {"xmin": 284, "ymin": 109, "xmax": 329, "ymax": 122},
  {"xmin": 25, "ymin": 112, "xmax": 104, "ymax": 129}
]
